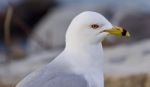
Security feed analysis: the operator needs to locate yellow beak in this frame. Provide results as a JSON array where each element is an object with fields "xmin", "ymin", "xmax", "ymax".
[{"xmin": 104, "ymin": 26, "xmax": 130, "ymax": 37}]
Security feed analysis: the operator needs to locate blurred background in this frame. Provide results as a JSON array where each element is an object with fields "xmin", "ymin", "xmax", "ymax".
[{"xmin": 0, "ymin": 0, "xmax": 150, "ymax": 87}]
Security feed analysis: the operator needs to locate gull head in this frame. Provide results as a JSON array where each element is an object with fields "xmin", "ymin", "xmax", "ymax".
[{"xmin": 66, "ymin": 11, "xmax": 130, "ymax": 46}]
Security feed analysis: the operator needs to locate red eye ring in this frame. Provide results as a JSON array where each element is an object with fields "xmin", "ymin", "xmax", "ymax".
[{"xmin": 91, "ymin": 24, "xmax": 99, "ymax": 29}]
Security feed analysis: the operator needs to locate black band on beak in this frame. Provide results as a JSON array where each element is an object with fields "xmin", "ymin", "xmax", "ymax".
[{"xmin": 122, "ymin": 29, "xmax": 127, "ymax": 36}]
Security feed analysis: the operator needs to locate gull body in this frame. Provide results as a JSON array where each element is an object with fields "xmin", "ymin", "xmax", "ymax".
[{"xmin": 16, "ymin": 11, "xmax": 128, "ymax": 87}]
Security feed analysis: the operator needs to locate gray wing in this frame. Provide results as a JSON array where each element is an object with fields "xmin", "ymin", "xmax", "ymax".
[
  {"xmin": 43, "ymin": 74, "xmax": 88, "ymax": 87},
  {"xmin": 17, "ymin": 72, "xmax": 88, "ymax": 87},
  {"xmin": 16, "ymin": 62, "xmax": 88, "ymax": 87}
]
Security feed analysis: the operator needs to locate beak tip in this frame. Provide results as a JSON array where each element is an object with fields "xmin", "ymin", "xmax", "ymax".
[{"xmin": 126, "ymin": 32, "xmax": 131, "ymax": 37}]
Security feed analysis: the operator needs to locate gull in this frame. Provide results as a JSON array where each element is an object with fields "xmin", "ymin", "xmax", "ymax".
[{"xmin": 16, "ymin": 11, "xmax": 130, "ymax": 87}]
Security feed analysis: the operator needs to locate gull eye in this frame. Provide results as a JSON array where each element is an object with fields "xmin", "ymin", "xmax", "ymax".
[{"xmin": 91, "ymin": 24, "xmax": 99, "ymax": 29}]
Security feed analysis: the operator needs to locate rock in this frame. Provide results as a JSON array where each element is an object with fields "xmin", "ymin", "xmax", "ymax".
[
  {"xmin": 104, "ymin": 39, "xmax": 150, "ymax": 87},
  {"xmin": 104, "ymin": 39, "xmax": 150, "ymax": 76},
  {"xmin": 0, "ymin": 49, "xmax": 62, "ymax": 86}
]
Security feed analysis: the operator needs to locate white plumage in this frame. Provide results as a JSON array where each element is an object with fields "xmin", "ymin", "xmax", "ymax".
[{"xmin": 16, "ymin": 11, "xmax": 116, "ymax": 87}]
